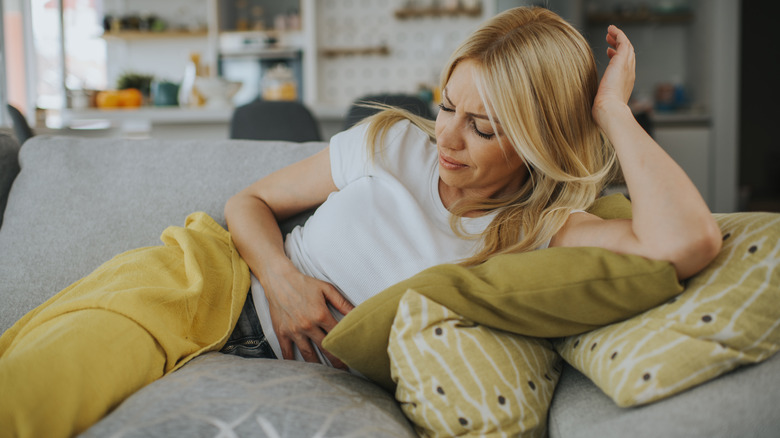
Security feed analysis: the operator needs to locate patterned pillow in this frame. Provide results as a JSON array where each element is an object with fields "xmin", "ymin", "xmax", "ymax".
[
  {"xmin": 556, "ymin": 212, "xmax": 780, "ymax": 407},
  {"xmin": 389, "ymin": 289, "xmax": 561, "ymax": 437}
]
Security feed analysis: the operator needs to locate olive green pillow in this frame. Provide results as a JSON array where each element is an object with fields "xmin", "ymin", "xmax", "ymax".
[
  {"xmin": 555, "ymin": 212, "xmax": 780, "ymax": 407},
  {"xmin": 389, "ymin": 289, "xmax": 560, "ymax": 437},
  {"xmin": 323, "ymin": 194, "xmax": 682, "ymax": 392}
]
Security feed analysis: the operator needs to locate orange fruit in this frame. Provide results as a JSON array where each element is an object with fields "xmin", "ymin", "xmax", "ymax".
[
  {"xmin": 96, "ymin": 90, "xmax": 121, "ymax": 108},
  {"xmin": 118, "ymin": 88, "xmax": 143, "ymax": 107}
]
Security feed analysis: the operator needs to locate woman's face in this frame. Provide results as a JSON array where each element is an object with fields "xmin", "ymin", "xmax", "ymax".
[{"xmin": 435, "ymin": 59, "xmax": 528, "ymax": 203}]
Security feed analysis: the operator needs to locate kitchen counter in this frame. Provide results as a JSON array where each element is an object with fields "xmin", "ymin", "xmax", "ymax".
[
  {"xmin": 652, "ymin": 109, "xmax": 711, "ymax": 126},
  {"xmin": 45, "ymin": 103, "xmax": 351, "ymax": 141}
]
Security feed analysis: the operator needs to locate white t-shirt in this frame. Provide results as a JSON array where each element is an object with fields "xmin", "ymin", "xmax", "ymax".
[{"xmin": 250, "ymin": 120, "xmax": 504, "ymax": 363}]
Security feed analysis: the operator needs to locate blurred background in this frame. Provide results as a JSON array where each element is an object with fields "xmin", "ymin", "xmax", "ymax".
[{"xmin": 0, "ymin": 0, "xmax": 775, "ymax": 214}]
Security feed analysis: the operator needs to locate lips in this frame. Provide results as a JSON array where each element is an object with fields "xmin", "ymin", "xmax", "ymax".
[{"xmin": 439, "ymin": 152, "xmax": 468, "ymax": 170}]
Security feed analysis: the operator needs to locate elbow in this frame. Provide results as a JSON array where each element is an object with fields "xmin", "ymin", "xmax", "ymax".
[
  {"xmin": 224, "ymin": 193, "xmax": 244, "ymax": 230},
  {"xmin": 669, "ymin": 219, "xmax": 723, "ymax": 281}
]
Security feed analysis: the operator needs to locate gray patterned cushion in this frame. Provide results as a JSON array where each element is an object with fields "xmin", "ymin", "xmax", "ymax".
[{"xmin": 81, "ymin": 353, "xmax": 416, "ymax": 437}]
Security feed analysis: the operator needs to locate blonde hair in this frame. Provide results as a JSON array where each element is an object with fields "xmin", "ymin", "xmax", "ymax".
[{"xmin": 363, "ymin": 6, "xmax": 618, "ymax": 266}]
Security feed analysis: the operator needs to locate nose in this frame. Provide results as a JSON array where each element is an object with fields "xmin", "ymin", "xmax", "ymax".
[{"xmin": 436, "ymin": 112, "xmax": 465, "ymax": 151}]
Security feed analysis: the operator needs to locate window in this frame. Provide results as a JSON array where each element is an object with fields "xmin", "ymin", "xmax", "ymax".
[
  {"xmin": 1, "ymin": 0, "xmax": 106, "ymax": 128},
  {"xmin": 33, "ymin": 0, "xmax": 106, "ymax": 110}
]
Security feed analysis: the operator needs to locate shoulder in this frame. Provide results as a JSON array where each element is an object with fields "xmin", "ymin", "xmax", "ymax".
[
  {"xmin": 332, "ymin": 118, "xmax": 418, "ymax": 145},
  {"xmin": 329, "ymin": 118, "xmax": 434, "ymax": 187},
  {"xmin": 333, "ymin": 118, "xmax": 433, "ymax": 163}
]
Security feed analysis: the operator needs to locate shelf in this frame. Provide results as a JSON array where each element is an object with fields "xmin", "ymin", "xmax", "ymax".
[
  {"xmin": 220, "ymin": 47, "xmax": 302, "ymax": 59},
  {"xmin": 101, "ymin": 30, "xmax": 208, "ymax": 40},
  {"xmin": 587, "ymin": 11, "xmax": 693, "ymax": 25},
  {"xmin": 394, "ymin": 5, "xmax": 482, "ymax": 19},
  {"xmin": 320, "ymin": 45, "xmax": 390, "ymax": 58}
]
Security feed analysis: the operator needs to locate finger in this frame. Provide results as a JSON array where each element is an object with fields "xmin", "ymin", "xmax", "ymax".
[
  {"xmin": 310, "ymin": 332, "xmax": 348, "ymax": 370},
  {"xmin": 606, "ymin": 25, "xmax": 618, "ymax": 45},
  {"xmin": 322, "ymin": 348, "xmax": 348, "ymax": 370},
  {"xmin": 294, "ymin": 336, "xmax": 322, "ymax": 364},
  {"xmin": 278, "ymin": 337, "xmax": 295, "ymax": 361},
  {"xmin": 606, "ymin": 32, "xmax": 618, "ymax": 48},
  {"xmin": 606, "ymin": 25, "xmax": 633, "ymax": 54},
  {"xmin": 323, "ymin": 287, "xmax": 355, "ymax": 316}
]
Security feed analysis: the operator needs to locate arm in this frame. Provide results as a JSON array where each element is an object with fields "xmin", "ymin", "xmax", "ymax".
[
  {"xmin": 225, "ymin": 146, "xmax": 354, "ymax": 368},
  {"xmin": 551, "ymin": 26, "xmax": 722, "ymax": 280}
]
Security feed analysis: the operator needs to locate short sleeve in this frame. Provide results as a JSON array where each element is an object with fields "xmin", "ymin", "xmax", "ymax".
[
  {"xmin": 329, "ymin": 123, "xmax": 372, "ymax": 190},
  {"xmin": 329, "ymin": 120, "xmax": 416, "ymax": 190}
]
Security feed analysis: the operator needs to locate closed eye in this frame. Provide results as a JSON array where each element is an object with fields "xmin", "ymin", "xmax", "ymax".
[
  {"xmin": 439, "ymin": 103, "xmax": 495, "ymax": 140},
  {"xmin": 438, "ymin": 103, "xmax": 454, "ymax": 112},
  {"xmin": 471, "ymin": 121, "xmax": 494, "ymax": 140}
]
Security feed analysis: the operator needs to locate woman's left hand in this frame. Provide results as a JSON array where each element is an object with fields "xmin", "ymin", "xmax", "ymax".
[
  {"xmin": 592, "ymin": 25, "xmax": 636, "ymax": 127},
  {"xmin": 558, "ymin": 25, "xmax": 722, "ymax": 281}
]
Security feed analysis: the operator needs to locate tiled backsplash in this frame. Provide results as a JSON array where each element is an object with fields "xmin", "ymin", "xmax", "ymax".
[{"xmin": 314, "ymin": 0, "xmax": 484, "ymax": 108}]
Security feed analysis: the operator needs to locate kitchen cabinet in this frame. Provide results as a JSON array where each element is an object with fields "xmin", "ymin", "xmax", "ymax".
[
  {"xmin": 206, "ymin": 0, "xmax": 496, "ymax": 123},
  {"xmin": 549, "ymin": 0, "xmax": 738, "ymax": 211}
]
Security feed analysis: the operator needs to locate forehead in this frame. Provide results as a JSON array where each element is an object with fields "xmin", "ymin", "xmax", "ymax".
[
  {"xmin": 444, "ymin": 60, "xmax": 482, "ymax": 104},
  {"xmin": 445, "ymin": 59, "xmax": 498, "ymax": 121},
  {"xmin": 446, "ymin": 59, "xmax": 481, "ymax": 97}
]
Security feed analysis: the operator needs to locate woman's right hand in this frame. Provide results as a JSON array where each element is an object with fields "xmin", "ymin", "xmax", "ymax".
[
  {"xmin": 261, "ymin": 262, "xmax": 354, "ymax": 369},
  {"xmin": 225, "ymin": 145, "xmax": 349, "ymax": 366}
]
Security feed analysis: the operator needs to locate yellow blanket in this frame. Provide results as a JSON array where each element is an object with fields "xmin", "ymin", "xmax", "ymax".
[{"xmin": 0, "ymin": 212, "xmax": 250, "ymax": 437}]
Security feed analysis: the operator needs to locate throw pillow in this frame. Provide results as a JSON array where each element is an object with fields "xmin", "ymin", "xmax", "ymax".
[
  {"xmin": 324, "ymin": 194, "xmax": 682, "ymax": 392},
  {"xmin": 555, "ymin": 212, "xmax": 780, "ymax": 407},
  {"xmin": 389, "ymin": 289, "xmax": 560, "ymax": 438}
]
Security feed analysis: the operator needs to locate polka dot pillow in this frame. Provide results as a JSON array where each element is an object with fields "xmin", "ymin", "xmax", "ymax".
[
  {"xmin": 389, "ymin": 289, "xmax": 561, "ymax": 437},
  {"xmin": 555, "ymin": 212, "xmax": 780, "ymax": 407}
]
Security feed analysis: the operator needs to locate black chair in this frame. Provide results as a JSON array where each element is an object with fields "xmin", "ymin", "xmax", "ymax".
[
  {"xmin": 229, "ymin": 99, "xmax": 321, "ymax": 142},
  {"xmin": 6, "ymin": 104, "xmax": 34, "ymax": 146},
  {"xmin": 343, "ymin": 93, "xmax": 434, "ymax": 131}
]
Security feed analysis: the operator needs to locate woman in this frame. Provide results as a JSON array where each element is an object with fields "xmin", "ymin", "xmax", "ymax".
[
  {"xmin": 0, "ymin": 6, "xmax": 722, "ymax": 436},
  {"xmin": 225, "ymin": 7, "xmax": 721, "ymax": 369}
]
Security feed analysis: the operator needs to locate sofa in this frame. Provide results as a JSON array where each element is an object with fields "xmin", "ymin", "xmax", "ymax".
[{"xmin": 0, "ymin": 131, "xmax": 778, "ymax": 437}]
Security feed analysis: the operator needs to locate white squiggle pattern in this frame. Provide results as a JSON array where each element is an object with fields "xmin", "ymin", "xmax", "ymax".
[
  {"xmin": 556, "ymin": 213, "xmax": 780, "ymax": 407},
  {"xmin": 389, "ymin": 289, "xmax": 561, "ymax": 438},
  {"xmin": 81, "ymin": 353, "xmax": 417, "ymax": 438}
]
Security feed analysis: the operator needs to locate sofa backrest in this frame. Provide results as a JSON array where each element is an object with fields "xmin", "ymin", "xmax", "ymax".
[{"xmin": 0, "ymin": 135, "xmax": 326, "ymax": 333}]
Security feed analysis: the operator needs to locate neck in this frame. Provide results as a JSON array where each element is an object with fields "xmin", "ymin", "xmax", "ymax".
[{"xmin": 438, "ymin": 178, "xmax": 489, "ymax": 218}]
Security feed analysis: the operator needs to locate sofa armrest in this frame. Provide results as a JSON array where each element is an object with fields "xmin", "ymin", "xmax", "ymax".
[{"xmin": 0, "ymin": 133, "xmax": 21, "ymax": 228}]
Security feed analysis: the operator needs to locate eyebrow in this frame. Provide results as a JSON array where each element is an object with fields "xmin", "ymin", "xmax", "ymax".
[{"xmin": 443, "ymin": 87, "xmax": 500, "ymax": 124}]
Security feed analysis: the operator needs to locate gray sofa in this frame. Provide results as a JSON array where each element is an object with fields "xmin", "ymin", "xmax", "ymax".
[{"xmin": 1, "ymin": 132, "xmax": 778, "ymax": 437}]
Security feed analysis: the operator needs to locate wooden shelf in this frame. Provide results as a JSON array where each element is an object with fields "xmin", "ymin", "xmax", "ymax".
[
  {"xmin": 320, "ymin": 45, "xmax": 390, "ymax": 58},
  {"xmin": 394, "ymin": 5, "xmax": 482, "ymax": 20},
  {"xmin": 101, "ymin": 30, "xmax": 208, "ymax": 40},
  {"xmin": 586, "ymin": 11, "xmax": 693, "ymax": 25}
]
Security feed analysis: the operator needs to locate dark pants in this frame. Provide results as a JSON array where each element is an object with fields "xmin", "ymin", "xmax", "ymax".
[{"xmin": 220, "ymin": 292, "xmax": 277, "ymax": 359}]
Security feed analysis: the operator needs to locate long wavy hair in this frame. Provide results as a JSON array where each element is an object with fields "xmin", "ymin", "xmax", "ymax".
[{"xmin": 362, "ymin": 6, "xmax": 618, "ymax": 266}]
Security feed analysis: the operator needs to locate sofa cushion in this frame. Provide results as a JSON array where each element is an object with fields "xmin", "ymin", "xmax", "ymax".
[
  {"xmin": 82, "ymin": 353, "xmax": 416, "ymax": 437},
  {"xmin": 0, "ymin": 135, "xmax": 325, "ymax": 333},
  {"xmin": 549, "ymin": 352, "xmax": 780, "ymax": 438},
  {"xmin": 555, "ymin": 212, "xmax": 780, "ymax": 407},
  {"xmin": 389, "ymin": 289, "xmax": 560, "ymax": 437}
]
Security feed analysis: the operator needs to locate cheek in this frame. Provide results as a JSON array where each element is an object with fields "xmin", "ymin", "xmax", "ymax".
[
  {"xmin": 477, "ymin": 144, "xmax": 510, "ymax": 168},
  {"xmin": 434, "ymin": 112, "xmax": 446, "ymax": 139}
]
